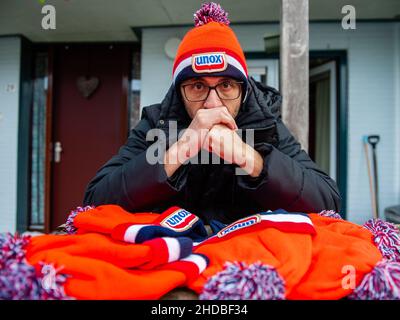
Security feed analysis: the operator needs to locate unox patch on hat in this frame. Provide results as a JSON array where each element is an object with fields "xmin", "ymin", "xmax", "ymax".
[
  {"xmin": 159, "ymin": 207, "xmax": 199, "ymax": 232},
  {"xmin": 217, "ymin": 215, "xmax": 261, "ymax": 238},
  {"xmin": 201, "ymin": 210, "xmax": 316, "ymax": 244},
  {"xmin": 192, "ymin": 52, "xmax": 227, "ymax": 73},
  {"xmin": 172, "ymin": 3, "xmax": 248, "ymax": 87},
  {"xmin": 111, "ymin": 206, "xmax": 209, "ymax": 243}
]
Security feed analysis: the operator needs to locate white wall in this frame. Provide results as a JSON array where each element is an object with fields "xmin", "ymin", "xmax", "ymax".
[
  {"xmin": 141, "ymin": 22, "xmax": 400, "ymax": 224},
  {"xmin": 342, "ymin": 23, "xmax": 399, "ymax": 224},
  {"xmin": 0, "ymin": 37, "xmax": 21, "ymax": 232},
  {"xmin": 394, "ymin": 23, "xmax": 400, "ymax": 217},
  {"xmin": 141, "ymin": 27, "xmax": 188, "ymax": 109},
  {"xmin": 307, "ymin": 22, "xmax": 400, "ymax": 223}
]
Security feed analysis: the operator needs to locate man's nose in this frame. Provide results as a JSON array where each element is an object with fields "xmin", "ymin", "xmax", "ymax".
[{"xmin": 203, "ymin": 88, "xmax": 222, "ymax": 109}]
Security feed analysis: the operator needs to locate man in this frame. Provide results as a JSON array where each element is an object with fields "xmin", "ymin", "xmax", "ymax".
[{"xmin": 83, "ymin": 3, "xmax": 341, "ymax": 224}]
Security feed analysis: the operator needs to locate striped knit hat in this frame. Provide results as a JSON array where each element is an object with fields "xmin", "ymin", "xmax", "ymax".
[{"xmin": 173, "ymin": 3, "xmax": 248, "ymax": 90}]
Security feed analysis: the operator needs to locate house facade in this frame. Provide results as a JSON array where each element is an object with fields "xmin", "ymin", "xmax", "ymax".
[{"xmin": 0, "ymin": 1, "xmax": 399, "ymax": 232}]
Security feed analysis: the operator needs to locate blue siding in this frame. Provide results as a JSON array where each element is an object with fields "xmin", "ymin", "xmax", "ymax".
[{"xmin": 0, "ymin": 37, "xmax": 21, "ymax": 232}]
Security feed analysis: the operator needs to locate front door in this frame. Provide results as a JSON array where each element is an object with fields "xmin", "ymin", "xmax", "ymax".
[
  {"xmin": 50, "ymin": 44, "xmax": 131, "ymax": 230},
  {"xmin": 309, "ymin": 60, "xmax": 337, "ymax": 180}
]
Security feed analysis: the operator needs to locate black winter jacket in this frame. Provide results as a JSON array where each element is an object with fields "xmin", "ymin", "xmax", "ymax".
[{"xmin": 83, "ymin": 78, "xmax": 341, "ymax": 223}]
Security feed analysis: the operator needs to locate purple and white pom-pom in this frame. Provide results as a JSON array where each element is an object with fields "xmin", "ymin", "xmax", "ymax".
[
  {"xmin": 0, "ymin": 233, "xmax": 71, "ymax": 300},
  {"xmin": 199, "ymin": 261, "xmax": 286, "ymax": 300},
  {"xmin": 348, "ymin": 260, "xmax": 400, "ymax": 300},
  {"xmin": 363, "ymin": 219, "xmax": 400, "ymax": 262},
  {"xmin": 194, "ymin": 2, "xmax": 230, "ymax": 27},
  {"xmin": 64, "ymin": 205, "xmax": 95, "ymax": 235},
  {"xmin": 318, "ymin": 210, "xmax": 343, "ymax": 220},
  {"xmin": 0, "ymin": 232, "xmax": 31, "ymax": 266}
]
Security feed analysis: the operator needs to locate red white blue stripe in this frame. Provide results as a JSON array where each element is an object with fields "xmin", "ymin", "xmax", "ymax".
[
  {"xmin": 138, "ymin": 236, "xmax": 193, "ymax": 269},
  {"xmin": 158, "ymin": 253, "xmax": 209, "ymax": 283},
  {"xmin": 111, "ymin": 207, "xmax": 208, "ymax": 243}
]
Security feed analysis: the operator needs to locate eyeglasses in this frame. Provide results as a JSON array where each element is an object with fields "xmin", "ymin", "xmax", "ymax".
[{"xmin": 181, "ymin": 80, "xmax": 243, "ymax": 102}]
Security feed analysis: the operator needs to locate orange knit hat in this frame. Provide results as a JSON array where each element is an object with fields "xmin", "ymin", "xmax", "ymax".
[{"xmin": 173, "ymin": 3, "xmax": 248, "ymax": 88}]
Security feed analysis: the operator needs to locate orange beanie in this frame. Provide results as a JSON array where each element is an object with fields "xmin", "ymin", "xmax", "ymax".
[
  {"xmin": 190, "ymin": 210, "xmax": 384, "ymax": 300},
  {"xmin": 172, "ymin": 3, "xmax": 248, "ymax": 87}
]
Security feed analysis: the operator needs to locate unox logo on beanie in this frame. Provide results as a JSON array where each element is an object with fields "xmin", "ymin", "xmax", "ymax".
[
  {"xmin": 217, "ymin": 215, "xmax": 261, "ymax": 238},
  {"xmin": 192, "ymin": 52, "xmax": 227, "ymax": 73},
  {"xmin": 160, "ymin": 208, "xmax": 199, "ymax": 232}
]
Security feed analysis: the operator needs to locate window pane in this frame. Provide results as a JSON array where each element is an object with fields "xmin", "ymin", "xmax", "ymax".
[{"xmin": 30, "ymin": 52, "xmax": 48, "ymax": 229}]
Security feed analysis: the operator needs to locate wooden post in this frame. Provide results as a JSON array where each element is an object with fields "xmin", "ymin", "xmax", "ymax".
[{"xmin": 280, "ymin": 0, "xmax": 309, "ymax": 151}]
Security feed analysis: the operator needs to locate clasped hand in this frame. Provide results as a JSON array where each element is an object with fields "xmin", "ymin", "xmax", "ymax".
[{"xmin": 173, "ymin": 107, "xmax": 263, "ymax": 177}]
